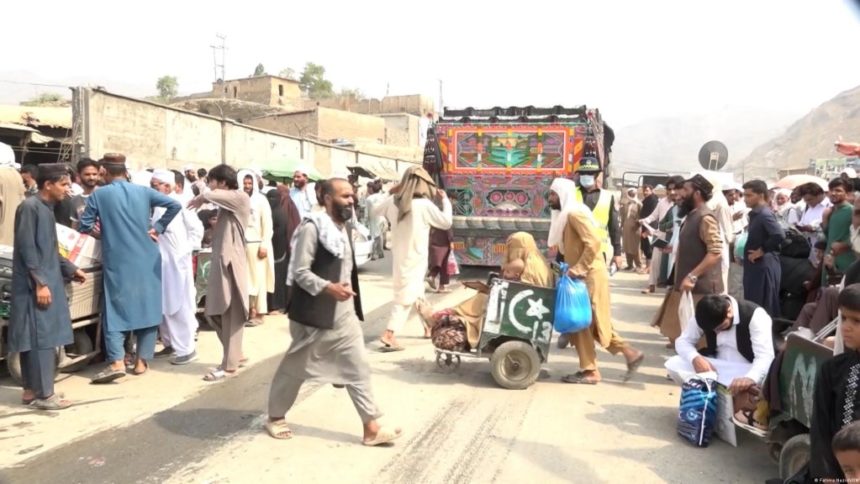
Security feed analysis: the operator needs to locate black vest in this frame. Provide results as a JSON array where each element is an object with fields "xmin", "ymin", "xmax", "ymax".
[
  {"xmin": 700, "ymin": 300, "xmax": 761, "ymax": 363},
  {"xmin": 287, "ymin": 221, "xmax": 364, "ymax": 329}
]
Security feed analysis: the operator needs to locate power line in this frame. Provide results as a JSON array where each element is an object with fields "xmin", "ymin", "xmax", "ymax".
[{"xmin": 0, "ymin": 79, "xmax": 69, "ymax": 89}]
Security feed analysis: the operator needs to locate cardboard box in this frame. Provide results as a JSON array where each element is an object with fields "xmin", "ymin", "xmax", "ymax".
[{"xmin": 56, "ymin": 224, "xmax": 101, "ymax": 269}]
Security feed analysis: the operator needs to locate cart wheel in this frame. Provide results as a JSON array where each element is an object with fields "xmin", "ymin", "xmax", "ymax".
[
  {"xmin": 435, "ymin": 352, "xmax": 461, "ymax": 373},
  {"xmin": 6, "ymin": 349, "xmax": 62, "ymax": 385},
  {"xmin": 490, "ymin": 341, "xmax": 541, "ymax": 390},
  {"xmin": 779, "ymin": 433, "xmax": 810, "ymax": 479}
]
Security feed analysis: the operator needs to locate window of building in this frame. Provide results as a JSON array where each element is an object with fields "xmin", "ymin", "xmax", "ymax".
[{"xmin": 278, "ymin": 84, "xmax": 284, "ymax": 96}]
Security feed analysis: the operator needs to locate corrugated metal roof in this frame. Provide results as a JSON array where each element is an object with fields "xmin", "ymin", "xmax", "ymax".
[{"xmin": 0, "ymin": 105, "xmax": 72, "ymax": 129}]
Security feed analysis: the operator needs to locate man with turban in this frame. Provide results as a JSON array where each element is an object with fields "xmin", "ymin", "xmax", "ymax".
[
  {"xmin": 372, "ymin": 166, "xmax": 452, "ymax": 351},
  {"xmin": 548, "ymin": 178, "xmax": 644, "ymax": 384}
]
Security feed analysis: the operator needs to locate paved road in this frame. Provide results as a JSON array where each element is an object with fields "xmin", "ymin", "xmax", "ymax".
[{"xmin": 0, "ymin": 266, "xmax": 779, "ymax": 484}]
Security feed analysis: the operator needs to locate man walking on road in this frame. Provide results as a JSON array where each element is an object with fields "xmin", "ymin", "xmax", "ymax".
[
  {"xmin": 189, "ymin": 164, "xmax": 251, "ymax": 382},
  {"xmin": 9, "ymin": 164, "xmax": 86, "ymax": 410},
  {"xmin": 574, "ymin": 156, "xmax": 622, "ymax": 269},
  {"xmin": 549, "ymin": 178, "xmax": 644, "ymax": 384},
  {"xmin": 373, "ymin": 166, "xmax": 452, "ymax": 350},
  {"xmin": 150, "ymin": 170, "xmax": 204, "ymax": 364},
  {"xmin": 80, "ymin": 154, "xmax": 181, "ymax": 383},
  {"xmin": 267, "ymin": 178, "xmax": 401, "ymax": 446}
]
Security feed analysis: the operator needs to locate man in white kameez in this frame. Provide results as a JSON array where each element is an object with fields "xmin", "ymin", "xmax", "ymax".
[
  {"xmin": 705, "ymin": 180, "xmax": 735, "ymax": 294},
  {"xmin": 290, "ymin": 167, "xmax": 317, "ymax": 220},
  {"xmin": 239, "ymin": 169, "xmax": 275, "ymax": 325},
  {"xmin": 639, "ymin": 184, "xmax": 674, "ymax": 293},
  {"xmin": 151, "ymin": 170, "xmax": 204, "ymax": 364},
  {"xmin": 373, "ymin": 166, "xmax": 452, "ymax": 350}
]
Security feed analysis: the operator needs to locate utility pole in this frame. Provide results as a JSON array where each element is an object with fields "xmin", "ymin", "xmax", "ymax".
[
  {"xmin": 210, "ymin": 34, "xmax": 227, "ymax": 86},
  {"xmin": 438, "ymin": 79, "xmax": 443, "ymax": 116}
]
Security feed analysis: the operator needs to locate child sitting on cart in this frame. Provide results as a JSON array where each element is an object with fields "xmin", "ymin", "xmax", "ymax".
[{"xmin": 416, "ymin": 232, "xmax": 551, "ymax": 351}]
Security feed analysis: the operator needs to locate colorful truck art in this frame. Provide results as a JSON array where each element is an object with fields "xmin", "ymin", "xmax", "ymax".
[{"xmin": 424, "ymin": 106, "xmax": 613, "ymax": 266}]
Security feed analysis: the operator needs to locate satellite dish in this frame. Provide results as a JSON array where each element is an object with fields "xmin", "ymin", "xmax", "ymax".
[{"xmin": 698, "ymin": 141, "xmax": 729, "ymax": 171}]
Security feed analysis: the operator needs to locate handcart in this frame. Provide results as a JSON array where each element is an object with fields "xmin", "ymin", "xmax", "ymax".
[{"xmin": 434, "ymin": 277, "xmax": 556, "ymax": 390}]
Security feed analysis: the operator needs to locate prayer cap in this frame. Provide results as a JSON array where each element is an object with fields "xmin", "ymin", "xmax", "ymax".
[
  {"xmin": 100, "ymin": 153, "xmax": 127, "ymax": 167},
  {"xmin": 151, "ymin": 169, "xmax": 175, "ymax": 185},
  {"xmin": 685, "ymin": 173, "xmax": 714, "ymax": 193}
]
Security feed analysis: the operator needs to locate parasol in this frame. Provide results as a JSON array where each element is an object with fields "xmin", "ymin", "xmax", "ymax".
[{"xmin": 774, "ymin": 174, "xmax": 828, "ymax": 191}]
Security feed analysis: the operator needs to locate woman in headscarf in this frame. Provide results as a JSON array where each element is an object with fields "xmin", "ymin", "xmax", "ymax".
[
  {"xmin": 238, "ymin": 169, "xmax": 275, "ymax": 326},
  {"xmin": 416, "ymin": 232, "xmax": 552, "ymax": 349},
  {"xmin": 370, "ymin": 166, "xmax": 453, "ymax": 350},
  {"xmin": 266, "ymin": 186, "xmax": 302, "ymax": 314},
  {"xmin": 548, "ymin": 178, "xmax": 644, "ymax": 384}
]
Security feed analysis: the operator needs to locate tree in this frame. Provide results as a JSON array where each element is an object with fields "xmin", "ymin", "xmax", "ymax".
[
  {"xmin": 278, "ymin": 67, "xmax": 297, "ymax": 80},
  {"xmin": 253, "ymin": 63, "xmax": 266, "ymax": 76},
  {"xmin": 156, "ymin": 76, "xmax": 178, "ymax": 102},
  {"xmin": 339, "ymin": 88, "xmax": 365, "ymax": 101},
  {"xmin": 299, "ymin": 62, "xmax": 334, "ymax": 99},
  {"xmin": 20, "ymin": 92, "xmax": 69, "ymax": 107}
]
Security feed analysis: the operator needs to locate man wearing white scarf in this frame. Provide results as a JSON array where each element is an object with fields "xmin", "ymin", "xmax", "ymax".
[
  {"xmin": 238, "ymin": 169, "xmax": 275, "ymax": 325},
  {"xmin": 150, "ymin": 170, "xmax": 204, "ymax": 364},
  {"xmin": 549, "ymin": 178, "xmax": 645, "ymax": 384}
]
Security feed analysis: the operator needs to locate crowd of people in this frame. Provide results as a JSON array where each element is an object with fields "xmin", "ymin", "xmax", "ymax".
[{"xmin": 6, "ymin": 140, "xmax": 860, "ymax": 477}]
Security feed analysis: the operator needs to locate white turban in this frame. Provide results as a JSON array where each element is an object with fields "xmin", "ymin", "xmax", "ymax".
[
  {"xmin": 152, "ymin": 169, "xmax": 175, "ymax": 186},
  {"xmin": 547, "ymin": 178, "xmax": 597, "ymax": 251}
]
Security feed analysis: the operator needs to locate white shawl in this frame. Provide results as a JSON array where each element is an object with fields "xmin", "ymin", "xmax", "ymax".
[
  {"xmin": 286, "ymin": 211, "xmax": 347, "ymax": 286},
  {"xmin": 547, "ymin": 178, "xmax": 597, "ymax": 252}
]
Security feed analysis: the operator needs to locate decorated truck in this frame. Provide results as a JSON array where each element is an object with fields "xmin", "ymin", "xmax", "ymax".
[{"xmin": 423, "ymin": 106, "xmax": 614, "ymax": 266}]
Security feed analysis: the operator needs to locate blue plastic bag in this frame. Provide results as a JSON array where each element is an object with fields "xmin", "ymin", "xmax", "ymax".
[
  {"xmin": 677, "ymin": 375, "xmax": 718, "ymax": 447},
  {"xmin": 553, "ymin": 263, "xmax": 592, "ymax": 334}
]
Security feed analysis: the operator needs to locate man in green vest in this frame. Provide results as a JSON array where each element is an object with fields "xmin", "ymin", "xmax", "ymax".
[{"xmin": 574, "ymin": 156, "xmax": 622, "ymax": 271}]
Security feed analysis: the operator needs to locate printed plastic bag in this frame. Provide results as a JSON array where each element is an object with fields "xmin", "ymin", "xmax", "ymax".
[
  {"xmin": 553, "ymin": 263, "xmax": 592, "ymax": 334},
  {"xmin": 447, "ymin": 251, "xmax": 460, "ymax": 276},
  {"xmin": 678, "ymin": 291, "xmax": 695, "ymax": 332},
  {"xmin": 677, "ymin": 374, "xmax": 718, "ymax": 447}
]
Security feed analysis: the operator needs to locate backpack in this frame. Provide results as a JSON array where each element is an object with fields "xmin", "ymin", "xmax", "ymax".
[{"xmin": 780, "ymin": 228, "xmax": 811, "ymax": 259}]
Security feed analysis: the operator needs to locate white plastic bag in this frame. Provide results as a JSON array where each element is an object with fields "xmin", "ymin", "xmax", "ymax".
[
  {"xmin": 678, "ymin": 291, "xmax": 695, "ymax": 332},
  {"xmin": 447, "ymin": 251, "xmax": 460, "ymax": 276}
]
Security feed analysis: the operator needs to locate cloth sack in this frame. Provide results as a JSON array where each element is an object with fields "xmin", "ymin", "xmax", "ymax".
[
  {"xmin": 678, "ymin": 290, "xmax": 695, "ymax": 332},
  {"xmin": 553, "ymin": 263, "xmax": 592, "ymax": 334},
  {"xmin": 431, "ymin": 315, "xmax": 468, "ymax": 352},
  {"xmin": 677, "ymin": 372, "xmax": 718, "ymax": 447},
  {"xmin": 447, "ymin": 251, "xmax": 460, "ymax": 276}
]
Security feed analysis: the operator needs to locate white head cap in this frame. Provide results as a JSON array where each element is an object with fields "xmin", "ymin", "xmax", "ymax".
[{"xmin": 152, "ymin": 169, "xmax": 175, "ymax": 186}]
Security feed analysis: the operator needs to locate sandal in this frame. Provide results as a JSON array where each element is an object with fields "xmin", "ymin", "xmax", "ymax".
[
  {"xmin": 22, "ymin": 391, "xmax": 64, "ymax": 406},
  {"xmin": 732, "ymin": 409, "xmax": 767, "ymax": 437},
  {"xmin": 561, "ymin": 372, "xmax": 600, "ymax": 385},
  {"xmin": 245, "ymin": 318, "xmax": 264, "ymax": 328},
  {"xmin": 203, "ymin": 368, "xmax": 236, "ymax": 382},
  {"xmin": 30, "ymin": 393, "xmax": 72, "ymax": 410},
  {"xmin": 363, "ymin": 426, "xmax": 403, "ymax": 446},
  {"xmin": 641, "ymin": 285, "xmax": 655, "ymax": 294},
  {"xmin": 624, "ymin": 353, "xmax": 645, "ymax": 382},
  {"xmin": 265, "ymin": 419, "xmax": 293, "ymax": 440},
  {"xmin": 132, "ymin": 360, "xmax": 149, "ymax": 376},
  {"xmin": 91, "ymin": 367, "xmax": 127, "ymax": 384}
]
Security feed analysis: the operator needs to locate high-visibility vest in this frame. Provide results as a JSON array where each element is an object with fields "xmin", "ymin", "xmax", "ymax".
[{"xmin": 575, "ymin": 188, "xmax": 613, "ymax": 262}]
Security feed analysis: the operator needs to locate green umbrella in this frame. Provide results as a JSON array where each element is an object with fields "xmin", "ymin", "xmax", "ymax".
[{"xmin": 260, "ymin": 157, "xmax": 323, "ymax": 182}]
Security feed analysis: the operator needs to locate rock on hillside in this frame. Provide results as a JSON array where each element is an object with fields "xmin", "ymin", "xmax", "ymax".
[{"xmin": 731, "ymin": 84, "xmax": 860, "ymax": 180}]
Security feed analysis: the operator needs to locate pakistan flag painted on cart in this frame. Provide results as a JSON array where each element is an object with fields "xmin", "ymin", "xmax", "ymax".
[{"xmin": 483, "ymin": 280, "xmax": 556, "ymax": 351}]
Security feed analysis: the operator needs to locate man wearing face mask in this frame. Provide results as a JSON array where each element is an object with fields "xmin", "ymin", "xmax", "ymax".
[{"xmin": 574, "ymin": 157, "xmax": 623, "ymax": 271}]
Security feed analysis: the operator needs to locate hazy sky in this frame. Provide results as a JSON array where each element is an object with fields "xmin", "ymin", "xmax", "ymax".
[{"xmin": 2, "ymin": 0, "xmax": 859, "ymax": 127}]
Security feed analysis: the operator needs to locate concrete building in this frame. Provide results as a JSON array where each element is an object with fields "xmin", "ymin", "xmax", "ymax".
[
  {"xmin": 247, "ymin": 107, "xmax": 386, "ymax": 145},
  {"xmin": 212, "ymin": 75, "xmax": 303, "ymax": 107},
  {"xmin": 378, "ymin": 113, "xmax": 421, "ymax": 147},
  {"xmin": 317, "ymin": 94, "xmax": 435, "ymax": 118}
]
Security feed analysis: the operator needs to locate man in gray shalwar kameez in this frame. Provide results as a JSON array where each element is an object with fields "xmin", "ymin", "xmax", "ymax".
[
  {"xmin": 266, "ymin": 178, "xmax": 401, "ymax": 446},
  {"xmin": 9, "ymin": 164, "xmax": 86, "ymax": 410}
]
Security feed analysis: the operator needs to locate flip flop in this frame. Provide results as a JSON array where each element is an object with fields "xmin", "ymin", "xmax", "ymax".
[
  {"xmin": 132, "ymin": 361, "xmax": 149, "ymax": 376},
  {"xmin": 363, "ymin": 426, "xmax": 403, "ymax": 446},
  {"xmin": 91, "ymin": 368, "xmax": 127, "ymax": 384},
  {"xmin": 265, "ymin": 419, "xmax": 293, "ymax": 440},
  {"xmin": 378, "ymin": 344, "xmax": 405, "ymax": 353},
  {"xmin": 22, "ymin": 392, "xmax": 64, "ymax": 406},
  {"xmin": 561, "ymin": 373, "xmax": 599, "ymax": 385},
  {"xmin": 624, "ymin": 353, "xmax": 646, "ymax": 382}
]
